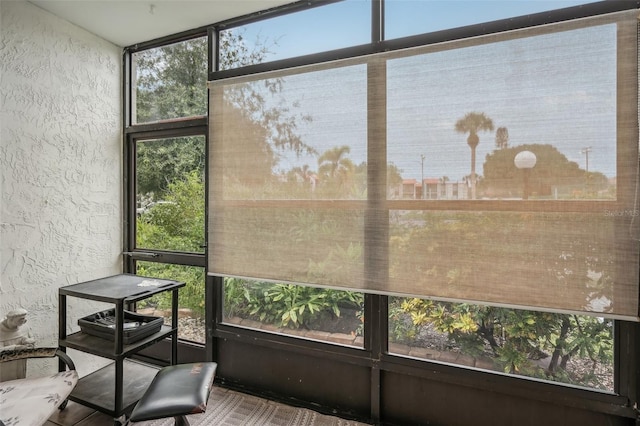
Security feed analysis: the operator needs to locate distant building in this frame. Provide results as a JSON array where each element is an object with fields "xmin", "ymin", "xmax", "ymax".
[
  {"xmin": 400, "ymin": 179, "xmax": 468, "ymax": 200},
  {"xmin": 401, "ymin": 179, "xmax": 418, "ymax": 199}
]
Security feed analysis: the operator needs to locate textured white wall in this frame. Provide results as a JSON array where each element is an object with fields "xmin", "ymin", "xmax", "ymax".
[{"xmin": 0, "ymin": 1, "xmax": 122, "ymax": 374}]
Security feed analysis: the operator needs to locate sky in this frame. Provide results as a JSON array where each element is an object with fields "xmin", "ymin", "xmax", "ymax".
[
  {"xmin": 237, "ymin": 1, "xmax": 600, "ymax": 61},
  {"xmin": 225, "ymin": 0, "xmax": 616, "ymax": 181}
]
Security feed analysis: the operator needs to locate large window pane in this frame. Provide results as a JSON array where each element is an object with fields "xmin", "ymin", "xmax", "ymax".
[
  {"xmin": 385, "ymin": 1, "xmax": 600, "ymax": 41},
  {"xmin": 135, "ymin": 262, "xmax": 205, "ymax": 344},
  {"xmin": 209, "ymin": 62, "xmax": 368, "ymax": 287},
  {"xmin": 389, "ymin": 297, "xmax": 613, "ymax": 391},
  {"xmin": 223, "ymin": 278, "xmax": 364, "ymax": 347},
  {"xmin": 133, "ymin": 37, "xmax": 207, "ymax": 123},
  {"xmin": 136, "ymin": 136, "xmax": 205, "ymax": 253},
  {"xmin": 219, "ymin": 0, "xmax": 371, "ymax": 70}
]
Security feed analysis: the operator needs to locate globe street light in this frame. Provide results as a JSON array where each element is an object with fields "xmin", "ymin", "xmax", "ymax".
[{"xmin": 514, "ymin": 150, "xmax": 537, "ymax": 200}]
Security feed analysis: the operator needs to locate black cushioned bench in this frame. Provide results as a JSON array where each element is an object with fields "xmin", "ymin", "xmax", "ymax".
[{"xmin": 129, "ymin": 362, "xmax": 217, "ymax": 426}]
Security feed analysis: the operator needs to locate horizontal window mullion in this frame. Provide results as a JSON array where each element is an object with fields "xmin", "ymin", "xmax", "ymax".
[
  {"xmin": 214, "ymin": 199, "xmax": 625, "ymax": 214},
  {"xmin": 125, "ymin": 118, "xmax": 207, "ymax": 136},
  {"xmin": 209, "ymin": 44, "xmax": 376, "ymax": 82},
  {"xmin": 387, "ymin": 200, "xmax": 626, "ymax": 214},
  {"xmin": 215, "ymin": 200, "xmax": 366, "ymax": 210},
  {"xmin": 125, "ymin": 250, "xmax": 206, "ymax": 268}
]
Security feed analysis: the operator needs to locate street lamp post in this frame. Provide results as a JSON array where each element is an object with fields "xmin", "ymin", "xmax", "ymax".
[
  {"xmin": 581, "ymin": 146, "xmax": 592, "ymax": 173},
  {"xmin": 514, "ymin": 150, "xmax": 537, "ymax": 200}
]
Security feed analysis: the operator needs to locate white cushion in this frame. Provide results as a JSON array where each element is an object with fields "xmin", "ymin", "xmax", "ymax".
[{"xmin": 0, "ymin": 369, "xmax": 78, "ymax": 426}]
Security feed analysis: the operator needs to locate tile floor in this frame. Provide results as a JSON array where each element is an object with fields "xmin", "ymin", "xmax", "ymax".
[{"xmin": 46, "ymin": 401, "xmax": 117, "ymax": 426}]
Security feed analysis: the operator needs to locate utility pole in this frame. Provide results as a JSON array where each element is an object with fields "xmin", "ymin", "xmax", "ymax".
[{"xmin": 421, "ymin": 154, "xmax": 425, "ymax": 199}]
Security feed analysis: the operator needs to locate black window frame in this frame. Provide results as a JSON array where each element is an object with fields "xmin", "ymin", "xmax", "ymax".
[{"xmin": 122, "ymin": 0, "xmax": 640, "ymax": 421}]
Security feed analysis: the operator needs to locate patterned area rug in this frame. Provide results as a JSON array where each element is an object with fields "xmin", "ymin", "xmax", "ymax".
[{"xmin": 135, "ymin": 386, "xmax": 370, "ymax": 426}]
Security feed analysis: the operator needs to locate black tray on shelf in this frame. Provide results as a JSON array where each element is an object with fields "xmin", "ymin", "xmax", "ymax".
[{"xmin": 78, "ymin": 309, "xmax": 163, "ymax": 344}]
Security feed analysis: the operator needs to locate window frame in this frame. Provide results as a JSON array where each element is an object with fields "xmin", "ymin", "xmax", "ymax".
[
  {"xmin": 123, "ymin": 0, "xmax": 640, "ymax": 420},
  {"xmin": 124, "ymin": 120, "xmax": 208, "ymax": 265},
  {"xmin": 205, "ymin": 0, "xmax": 639, "ymax": 404},
  {"xmin": 207, "ymin": 7, "xmax": 638, "ymax": 313}
]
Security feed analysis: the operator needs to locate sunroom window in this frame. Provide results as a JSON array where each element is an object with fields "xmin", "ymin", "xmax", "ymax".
[
  {"xmin": 135, "ymin": 135, "xmax": 205, "ymax": 254},
  {"xmin": 132, "ymin": 36, "xmax": 208, "ymax": 124},
  {"xmin": 208, "ymin": 8, "xmax": 638, "ymax": 387},
  {"xmin": 130, "ymin": 132, "xmax": 207, "ymax": 343},
  {"xmin": 218, "ymin": 0, "xmax": 371, "ymax": 70},
  {"xmin": 389, "ymin": 298, "xmax": 614, "ymax": 391},
  {"xmin": 384, "ymin": 0, "xmax": 602, "ymax": 40}
]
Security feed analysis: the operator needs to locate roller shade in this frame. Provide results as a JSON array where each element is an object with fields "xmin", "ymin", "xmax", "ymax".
[{"xmin": 209, "ymin": 10, "xmax": 639, "ymax": 320}]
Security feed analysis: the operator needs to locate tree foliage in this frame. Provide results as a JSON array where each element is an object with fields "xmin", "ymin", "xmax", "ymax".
[
  {"xmin": 138, "ymin": 171, "xmax": 204, "ymax": 252},
  {"xmin": 135, "ymin": 29, "xmax": 314, "ymax": 199},
  {"xmin": 495, "ymin": 126, "xmax": 509, "ymax": 150},
  {"xmin": 136, "ymin": 38, "xmax": 208, "ymax": 122},
  {"xmin": 481, "ymin": 144, "xmax": 610, "ymax": 198},
  {"xmin": 136, "ymin": 172, "xmax": 206, "ymax": 317},
  {"xmin": 218, "ymin": 103, "xmax": 279, "ymax": 186},
  {"xmin": 396, "ymin": 298, "xmax": 612, "ymax": 389},
  {"xmin": 137, "ymin": 136, "xmax": 205, "ymax": 197},
  {"xmin": 454, "ymin": 111, "xmax": 494, "ymax": 150}
]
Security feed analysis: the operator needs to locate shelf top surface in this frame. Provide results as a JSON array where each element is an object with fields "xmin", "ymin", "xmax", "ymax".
[{"xmin": 60, "ymin": 273, "xmax": 185, "ymax": 302}]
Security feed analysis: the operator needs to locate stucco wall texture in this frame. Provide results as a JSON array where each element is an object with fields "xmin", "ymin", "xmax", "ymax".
[{"xmin": 0, "ymin": 1, "xmax": 122, "ymax": 374}]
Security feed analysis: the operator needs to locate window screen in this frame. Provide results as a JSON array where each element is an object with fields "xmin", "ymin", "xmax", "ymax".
[{"xmin": 208, "ymin": 10, "xmax": 639, "ymax": 320}]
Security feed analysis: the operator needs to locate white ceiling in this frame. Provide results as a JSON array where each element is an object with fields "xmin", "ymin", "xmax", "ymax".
[{"xmin": 29, "ymin": 0, "xmax": 298, "ymax": 47}]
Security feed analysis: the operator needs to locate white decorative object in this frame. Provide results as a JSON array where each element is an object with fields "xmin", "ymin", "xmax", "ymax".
[
  {"xmin": 514, "ymin": 150, "xmax": 537, "ymax": 200},
  {"xmin": 0, "ymin": 309, "xmax": 36, "ymax": 381}
]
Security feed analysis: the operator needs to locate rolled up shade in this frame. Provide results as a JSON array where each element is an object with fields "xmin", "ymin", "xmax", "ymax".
[{"xmin": 209, "ymin": 10, "xmax": 640, "ymax": 320}]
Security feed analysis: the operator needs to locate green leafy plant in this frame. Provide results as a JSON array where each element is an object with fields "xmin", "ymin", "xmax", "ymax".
[
  {"xmin": 224, "ymin": 279, "xmax": 362, "ymax": 330},
  {"xmin": 137, "ymin": 262, "xmax": 205, "ymax": 318},
  {"xmin": 395, "ymin": 298, "xmax": 613, "ymax": 389}
]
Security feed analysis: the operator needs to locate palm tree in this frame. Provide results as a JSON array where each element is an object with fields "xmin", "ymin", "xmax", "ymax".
[
  {"xmin": 495, "ymin": 126, "xmax": 509, "ymax": 150},
  {"xmin": 455, "ymin": 112, "xmax": 494, "ymax": 199},
  {"xmin": 318, "ymin": 146, "xmax": 352, "ymax": 178}
]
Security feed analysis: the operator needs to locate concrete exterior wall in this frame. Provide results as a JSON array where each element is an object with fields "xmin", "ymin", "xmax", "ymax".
[{"xmin": 0, "ymin": 1, "xmax": 122, "ymax": 375}]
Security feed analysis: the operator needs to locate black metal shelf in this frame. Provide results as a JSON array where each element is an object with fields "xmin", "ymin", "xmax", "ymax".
[
  {"xmin": 60, "ymin": 325, "xmax": 175, "ymax": 359},
  {"xmin": 68, "ymin": 359, "xmax": 159, "ymax": 417},
  {"xmin": 59, "ymin": 274, "xmax": 184, "ymax": 424}
]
